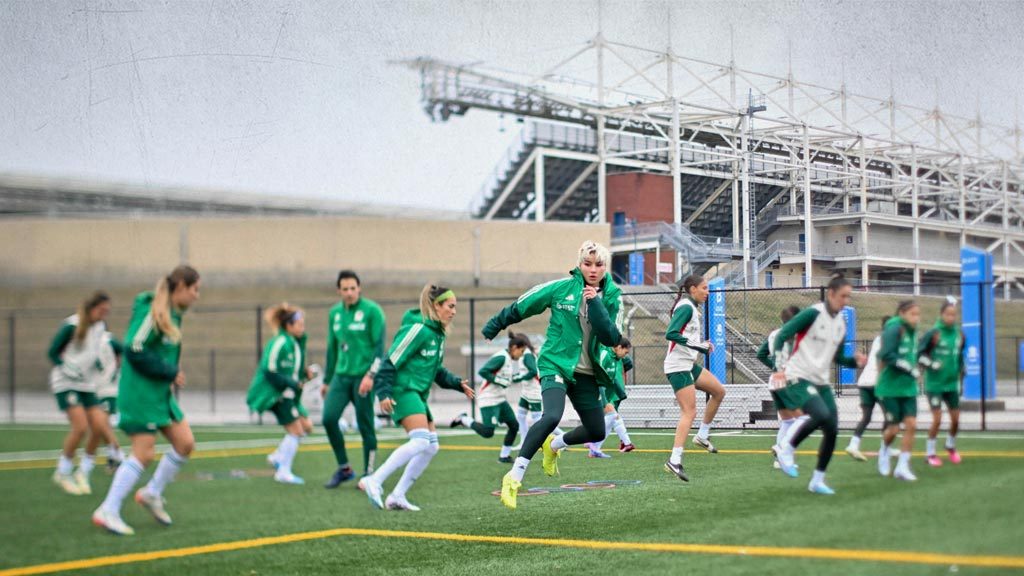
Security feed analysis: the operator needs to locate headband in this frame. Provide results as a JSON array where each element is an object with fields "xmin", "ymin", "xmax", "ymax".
[{"xmin": 434, "ymin": 289, "xmax": 455, "ymax": 304}]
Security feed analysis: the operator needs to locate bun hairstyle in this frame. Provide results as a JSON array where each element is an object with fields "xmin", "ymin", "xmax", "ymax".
[
  {"xmin": 507, "ymin": 331, "xmax": 535, "ymax": 353},
  {"xmin": 781, "ymin": 305, "xmax": 801, "ymax": 323},
  {"xmin": 151, "ymin": 265, "xmax": 200, "ymax": 343},
  {"xmin": 672, "ymin": 274, "xmax": 706, "ymax": 309},
  {"xmin": 827, "ymin": 273, "xmax": 851, "ymax": 292},
  {"xmin": 74, "ymin": 291, "xmax": 111, "ymax": 344},
  {"xmin": 617, "ymin": 336, "xmax": 632, "ymax": 349},
  {"xmin": 896, "ymin": 299, "xmax": 918, "ymax": 315},
  {"xmin": 420, "ymin": 284, "xmax": 455, "ymax": 332},
  {"xmin": 265, "ymin": 302, "xmax": 303, "ymax": 331},
  {"xmin": 940, "ymin": 296, "xmax": 957, "ymax": 314}
]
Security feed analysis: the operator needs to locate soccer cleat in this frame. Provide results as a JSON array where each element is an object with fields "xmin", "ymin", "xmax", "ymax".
[
  {"xmin": 926, "ymin": 455, "xmax": 943, "ymax": 467},
  {"xmin": 450, "ymin": 412, "xmax": 467, "ymax": 429},
  {"xmin": 497, "ymin": 456, "xmax": 513, "ymax": 464},
  {"xmin": 776, "ymin": 448, "xmax": 799, "ymax": 478},
  {"xmin": 878, "ymin": 455, "xmax": 892, "ymax": 477},
  {"xmin": 134, "ymin": 488, "xmax": 173, "ymax": 526},
  {"xmin": 619, "ymin": 442, "xmax": 635, "ymax": 453},
  {"xmin": 947, "ymin": 449, "xmax": 962, "ymax": 464},
  {"xmin": 53, "ymin": 471, "xmax": 82, "ymax": 495},
  {"xmin": 359, "ymin": 476, "xmax": 384, "ymax": 509},
  {"xmin": 588, "ymin": 449, "xmax": 612, "ymax": 459},
  {"xmin": 106, "ymin": 457, "xmax": 122, "ymax": 473},
  {"xmin": 73, "ymin": 469, "xmax": 92, "ymax": 495},
  {"xmin": 808, "ymin": 481, "xmax": 836, "ymax": 495},
  {"xmin": 693, "ymin": 435, "xmax": 717, "ymax": 453},
  {"xmin": 266, "ymin": 452, "xmax": 282, "ymax": 470},
  {"xmin": 324, "ymin": 465, "xmax": 356, "ymax": 489},
  {"xmin": 845, "ymin": 446, "xmax": 868, "ymax": 462},
  {"xmin": 664, "ymin": 460, "xmax": 689, "ymax": 482},
  {"xmin": 894, "ymin": 468, "xmax": 918, "ymax": 482},
  {"xmin": 385, "ymin": 494, "xmax": 421, "ymax": 511},
  {"xmin": 274, "ymin": 470, "xmax": 306, "ymax": 485},
  {"xmin": 541, "ymin": 435, "xmax": 561, "ymax": 477},
  {"xmin": 92, "ymin": 507, "xmax": 135, "ymax": 536},
  {"xmin": 500, "ymin": 472, "xmax": 522, "ymax": 510}
]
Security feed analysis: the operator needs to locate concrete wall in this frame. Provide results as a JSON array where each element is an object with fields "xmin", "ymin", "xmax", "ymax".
[{"xmin": 0, "ymin": 216, "xmax": 610, "ymax": 287}]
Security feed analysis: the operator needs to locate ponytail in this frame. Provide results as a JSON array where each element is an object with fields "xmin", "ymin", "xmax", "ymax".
[
  {"xmin": 74, "ymin": 291, "xmax": 111, "ymax": 343},
  {"xmin": 265, "ymin": 302, "xmax": 303, "ymax": 332},
  {"xmin": 671, "ymin": 274, "xmax": 705, "ymax": 310},
  {"xmin": 150, "ymin": 265, "xmax": 200, "ymax": 343},
  {"xmin": 507, "ymin": 330, "xmax": 535, "ymax": 354},
  {"xmin": 419, "ymin": 284, "xmax": 454, "ymax": 333}
]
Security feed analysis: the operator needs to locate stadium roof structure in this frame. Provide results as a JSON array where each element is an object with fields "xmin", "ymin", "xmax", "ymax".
[
  {"xmin": 399, "ymin": 30, "xmax": 1024, "ymax": 291},
  {"xmin": 0, "ymin": 173, "xmax": 467, "ymax": 221}
]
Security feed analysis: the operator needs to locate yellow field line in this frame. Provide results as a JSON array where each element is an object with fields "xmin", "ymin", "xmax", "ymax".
[
  {"xmin": 2, "ymin": 443, "xmax": 1023, "ymax": 472},
  {"xmin": 1, "ymin": 526, "xmax": 1023, "ymax": 575}
]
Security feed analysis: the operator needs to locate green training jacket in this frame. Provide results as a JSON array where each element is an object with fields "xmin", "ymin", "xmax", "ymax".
[
  {"xmin": 876, "ymin": 316, "xmax": 919, "ymax": 398},
  {"xmin": 373, "ymin": 309, "xmax": 463, "ymax": 401}
]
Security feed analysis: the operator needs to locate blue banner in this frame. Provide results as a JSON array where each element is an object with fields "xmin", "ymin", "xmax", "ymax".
[
  {"xmin": 961, "ymin": 247, "xmax": 996, "ymax": 400},
  {"xmin": 628, "ymin": 252, "xmax": 644, "ymax": 286},
  {"xmin": 840, "ymin": 305, "xmax": 857, "ymax": 385},
  {"xmin": 706, "ymin": 277, "xmax": 727, "ymax": 383}
]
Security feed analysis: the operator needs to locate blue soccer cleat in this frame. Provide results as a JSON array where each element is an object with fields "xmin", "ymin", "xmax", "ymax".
[{"xmin": 808, "ymin": 481, "xmax": 835, "ymax": 495}]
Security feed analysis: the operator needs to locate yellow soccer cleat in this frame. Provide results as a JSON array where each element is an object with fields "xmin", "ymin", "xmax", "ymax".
[
  {"xmin": 53, "ymin": 471, "xmax": 82, "ymax": 495},
  {"xmin": 541, "ymin": 435, "xmax": 561, "ymax": 477},
  {"xmin": 500, "ymin": 472, "xmax": 521, "ymax": 510}
]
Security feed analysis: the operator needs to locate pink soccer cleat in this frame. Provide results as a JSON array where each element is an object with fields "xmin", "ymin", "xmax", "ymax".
[
  {"xmin": 619, "ymin": 442, "xmax": 635, "ymax": 453},
  {"xmin": 947, "ymin": 449, "xmax": 962, "ymax": 464},
  {"xmin": 926, "ymin": 455, "xmax": 943, "ymax": 467}
]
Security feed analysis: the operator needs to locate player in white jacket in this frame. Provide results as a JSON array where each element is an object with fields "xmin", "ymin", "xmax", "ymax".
[{"xmin": 844, "ymin": 316, "xmax": 890, "ymax": 461}]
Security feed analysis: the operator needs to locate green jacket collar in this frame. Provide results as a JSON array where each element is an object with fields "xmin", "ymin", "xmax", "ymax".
[
  {"xmin": 569, "ymin": 268, "xmax": 620, "ymax": 298},
  {"xmin": 401, "ymin": 307, "xmax": 444, "ymax": 334}
]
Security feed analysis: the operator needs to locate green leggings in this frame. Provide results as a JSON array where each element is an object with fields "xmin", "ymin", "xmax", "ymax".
[{"xmin": 322, "ymin": 374, "xmax": 378, "ymax": 473}]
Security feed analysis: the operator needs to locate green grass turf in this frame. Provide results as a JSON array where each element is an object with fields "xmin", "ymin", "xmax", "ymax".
[{"xmin": 1, "ymin": 427, "xmax": 1022, "ymax": 575}]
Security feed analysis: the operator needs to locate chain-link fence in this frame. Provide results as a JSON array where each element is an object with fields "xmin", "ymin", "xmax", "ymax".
[{"xmin": 3, "ymin": 281, "xmax": 1023, "ymax": 430}]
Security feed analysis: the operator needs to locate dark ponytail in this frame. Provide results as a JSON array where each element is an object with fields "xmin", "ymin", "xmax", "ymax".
[
  {"xmin": 507, "ymin": 331, "xmax": 535, "ymax": 354},
  {"xmin": 780, "ymin": 305, "xmax": 800, "ymax": 323},
  {"xmin": 672, "ymin": 274, "xmax": 706, "ymax": 310}
]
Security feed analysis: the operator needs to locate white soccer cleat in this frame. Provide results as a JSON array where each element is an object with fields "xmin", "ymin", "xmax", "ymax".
[
  {"xmin": 273, "ymin": 470, "xmax": 306, "ymax": 485},
  {"xmin": 894, "ymin": 468, "xmax": 918, "ymax": 482},
  {"xmin": 385, "ymin": 494, "xmax": 421, "ymax": 511},
  {"xmin": 53, "ymin": 471, "xmax": 82, "ymax": 495},
  {"xmin": 266, "ymin": 452, "xmax": 282, "ymax": 470},
  {"xmin": 359, "ymin": 476, "xmax": 385, "ymax": 509},
  {"xmin": 92, "ymin": 507, "xmax": 135, "ymax": 536},
  {"xmin": 135, "ymin": 488, "xmax": 173, "ymax": 526},
  {"xmin": 73, "ymin": 469, "xmax": 92, "ymax": 495},
  {"xmin": 878, "ymin": 455, "xmax": 892, "ymax": 477}
]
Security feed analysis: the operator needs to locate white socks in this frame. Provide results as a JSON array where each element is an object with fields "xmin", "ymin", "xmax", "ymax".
[
  {"xmin": 946, "ymin": 435, "xmax": 956, "ymax": 450},
  {"xmin": 550, "ymin": 434, "xmax": 568, "ymax": 451},
  {"xmin": 510, "ymin": 456, "xmax": 530, "ymax": 482},
  {"xmin": 777, "ymin": 418, "xmax": 795, "ymax": 448},
  {"xmin": 102, "ymin": 456, "xmax": 144, "ymax": 514},
  {"xmin": 926, "ymin": 438, "xmax": 937, "ymax": 457},
  {"xmin": 146, "ymin": 448, "xmax": 188, "ymax": 497},
  {"xmin": 847, "ymin": 434, "xmax": 861, "ymax": 451},
  {"xmin": 392, "ymin": 432, "xmax": 439, "ymax": 499},
  {"xmin": 896, "ymin": 451, "xmax": 912, "ymax": 472},
  {"xmin": 613, "ymin": 415, "xmax": 631, "ymax": 445},
  {"xmin": 79, "ymin": 453, "xmax": 95, "ymax": 476},
  {"xmin": 499, "ymin": 445, "xmax": 513, "ymax": 458},
  {"xmin": 784, "ymin": 415, "xmax": 811, "ymax": 447},
  {"xmin": 57, "ymin": 455, "xmax": 74, "ymax": 475},
  {"xmin": 670, "ymin": 446, "xmax": 683, "ymax": 465},
  {"xmin": 697, "ymin": 422, "xmax": 711, "ymax": 440},
  {"xmin": 460, "ymin": 415, "xmax": 474, "ymax": 428},
  {"xmin": 811, "ymin": 469, "xmax": 826, "ymax": 485},
  {"xmin": 107, "ymin": 445, "xmax": 125, "ymax": 461},
  {"xmin": 277, "ymin": 434, "xmax": 301, "ymax": 474},
  {"xmin": 371, "ymin": 428, "xmax": 430, "ymax": 484},
  {"xmin": 515, "ymin": 407, "xmax": 529, "ymax": 444}
]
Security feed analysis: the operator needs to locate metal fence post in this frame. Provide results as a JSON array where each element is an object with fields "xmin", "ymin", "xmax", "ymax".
[
  {"xmin": 209, "ymin": 349, "xmax": 216, "ymax": 415},
  {"xmin": 469, "ymin": 298, "xmax": 476, "ymax": 417},
  {"xmin": 7, "ymin": 314, "xmax": 14, "ymax": 424},
  {"xmin": 979, "ymin": 281, "xmax": 987, "ymax": 431},
  {"xmin": 255, "ymin": 305, "xmax": 264, "ymax": 363}
]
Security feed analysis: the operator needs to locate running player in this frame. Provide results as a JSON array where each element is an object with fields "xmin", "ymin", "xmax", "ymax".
[
  {"xmin": 452, "ymin": 331, "xmax": 531, "ymax": 463},
  {"xmin": 92, "ymin": 266, "xmax": 200, "ymax": 536},
  {"xmin": 664, "ymin": 275, "xmax": 728, "ymax": 482},
  {"xmin": 585, "ymin": 337, "xmax": 635, "ymax": 457},
  {"xmin": 772, "ymin": 274, "xmax": 867, "ymax": 495},
  {"xmin": 919, "ymin": 298, "xmax": 964, "ymax": 466},
  {"xmin": 358, "ymin": 285, "xmax": 474, "ymax": 511},
  {"xmin": 484, "ymin": 241, "xmax": 624, "ymax": 509},
  {"xmin": 247, "ymin": 303, "xmax": 313, "ymax": 485},
  {"xmin": 844, "ymin": 316, "xmax": 890, "ymax": 461},
  {"xmin": 48, "ymin": 291, "xmax": 113, "ymax": 495},
  {"xmin": 756, "ymin": 305, "xmax": 802, "ymax": 468},
  {"xmin": 322, "ymin": 270, "xmax": 386, "ymax": 488},
  {"xmin": 876, "ymin": 300, "xmax": 924, "ymax": 481},
  {"xmin": 95, "ymin": 331, "xmax": 127, "ymax": 472}
]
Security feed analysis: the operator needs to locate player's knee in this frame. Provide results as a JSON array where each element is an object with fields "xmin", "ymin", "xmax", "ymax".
[
  {"xmin": 479, "ymin": 427, "xmax": 495, "ymax": 439},
  {"xmin": 176, "ymin": 438, "xmax": 195, "ymax": 457},
  {"xmin": 425, "ymin": 442, "xmax": 440, "ymax": 457}
]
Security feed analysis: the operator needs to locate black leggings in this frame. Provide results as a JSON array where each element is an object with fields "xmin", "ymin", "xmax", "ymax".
[
  {"xmin": 790, "ymin": 395, "xmax": 839, "ymax": 473},
  {"xmin": 519, "ymin": 387, "xmax": 605, "ymax": 460},
  {"xmin": 853, "ymin": 401, "xmax": 875, "ymax": 438},
  {"xmin": 470, "ymin": 419, "xmax": 520, "ymax": 447}
]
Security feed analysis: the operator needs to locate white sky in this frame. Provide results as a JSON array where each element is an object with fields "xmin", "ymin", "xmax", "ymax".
[{"xmin": 2, "ymin": 0, "xmax": 1022, "ymax": 212}]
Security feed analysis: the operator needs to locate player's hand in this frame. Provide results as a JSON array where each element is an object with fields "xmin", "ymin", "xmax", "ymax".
[
  {"xmin": 283, "ymin": 387, "xmax": 296, "ymax": 399},
  {"xmin": 320, "ymin": 382, "xmax": 329, "ymax": 399},
  {"xmin": 379, "ymin": 397, "xmax": 395, "ymax": 414},
  {"xmin": 359, "ymin": 374, "xmax": 374, "ymax": 397},
  {"xmin": 706, "ymin": 342, "xmax": 715, "ymax": 354},
  {"xmin": 855, "ymin": 351, "xmax": 867, "ymax": 368},
  {"xmin": 173, "ymin": 370, "xmax": 186, "ymax": 388},
  {"xmin": 583, "ymin": 286, "xmax": 598, "ymax": 301},
  {"xmin": 461, "ymin": 380, "xmax": 475, "ymax": 399}
]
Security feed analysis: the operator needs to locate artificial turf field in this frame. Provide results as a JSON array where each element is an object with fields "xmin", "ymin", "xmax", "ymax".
[{"xmin": 1, "ymin": 424, "xmax": 1022, "ymax": 576}]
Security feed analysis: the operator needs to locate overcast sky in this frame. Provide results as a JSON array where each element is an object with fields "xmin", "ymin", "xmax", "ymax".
[{"xmin": 2, "ymin": 0, "xmax": 1022, "ymax": 212}]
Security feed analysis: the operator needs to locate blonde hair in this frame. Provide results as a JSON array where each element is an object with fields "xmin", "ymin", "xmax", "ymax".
[
  {"xmin": 151, "ymin": 265, "xmax": 200, "ymax": 343},
  {"xmin": 265, "ymin": 302, "xmax": 303, "ymax": 331},
  {"xmin": 577, "ymin": 240, "xmax": 610, "ymax": 268},
  {"xmin": 74, "ymin": 291, "xmax": 111, "ymax": 344},
  {"xmin": 419, "ymin": 284, "xmax": 454, "ymax": 333}
]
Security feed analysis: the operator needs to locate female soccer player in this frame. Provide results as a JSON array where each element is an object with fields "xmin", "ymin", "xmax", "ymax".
[
  {"xmin": 663, "ymin": 275, "xmax": 728, "ymax": 482},
  {"xmin": 96, "ymin": 331, "xmax": 127, "ymax": 472},
  {"xmin": 451, "ymin": 331, "xmax": 531, "ymax": 463},
  {"xmin": 247, "ymin": 303, "xmax": 314, "ymax": 485},
  {"xmin": 844, "ymin": 316, "xmax": 890, "ymax": 461},
  {"xmin": 756, "ymin": 305, "xmax": 802, "ymax": 467},
  {"xmin": 359, "ymin": 285, "xmax": 474, "ymax": 511},
  {"xmin": 919, "ymin": 299, "xmax": 964, "ymax": 466},
  {"xmin": 511, "ymin": 335, "xmax": 541, "ymax": 450},
  {"xmin": 584, "ymin": 337, "xmax": 635, "ymax": 457},
  {"xmin": 876, "ymin": 300, "xmax": 923, "ymax": 481},
  {"xmin": 482, "ymin": 240, "xmax": 624, "ymax": 509},
  {"xmin": 48, "ymin": 291, "xmax": 113, "ymax": 495},
  {"xmin": 92, "ymin": 266, "xmax": 200, "ymax": 535},
  {"xmin": 771, "ymin": 274, "xmax": 866, "ymax": 495},
  {"xmin": 321, "ymin": 270, "xmax": 386, "ymax": 488}
]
